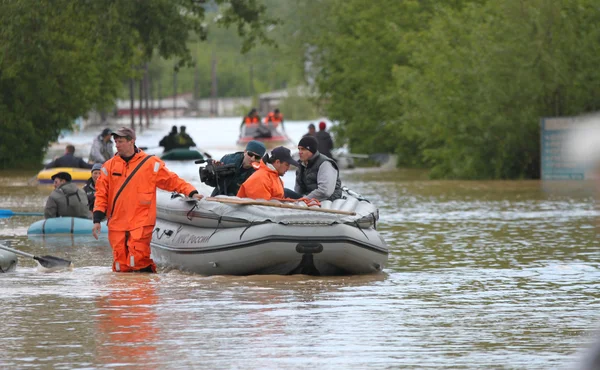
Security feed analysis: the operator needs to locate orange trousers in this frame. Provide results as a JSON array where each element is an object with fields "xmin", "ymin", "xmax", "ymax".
[{"xmin": 108, "ymin": 226, "xmax": 156, "ymax": 272}]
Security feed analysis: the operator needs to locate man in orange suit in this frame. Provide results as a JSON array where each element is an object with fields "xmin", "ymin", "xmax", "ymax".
[
  {"xmin": 92, "ymin": 127, "xmax": 204, "ymax": 273},
  {"xmin": 237, "ymin": 146, "xmax": 299, "ymax": 200}
]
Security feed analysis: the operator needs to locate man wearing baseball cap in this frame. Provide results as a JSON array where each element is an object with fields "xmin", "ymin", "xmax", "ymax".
[
  {"xmin": 44, "ymin": 171, "xmax": 89, "ymax": 219},
  {"xmin": 237, "ymin": 146, "xmax": 298, "ymax": 200},
  {"xmin": 92, "ymin": 127, "xmax": 204, "ymax": 273},
  {"xmin": 295, "ymin": 135, "xmax": 343, "ymax": 201}
]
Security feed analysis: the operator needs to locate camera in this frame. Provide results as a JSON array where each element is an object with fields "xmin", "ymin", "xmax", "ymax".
[{"xmin": 199, "ymin": 159, "xmax": 236, "ymax": 186}]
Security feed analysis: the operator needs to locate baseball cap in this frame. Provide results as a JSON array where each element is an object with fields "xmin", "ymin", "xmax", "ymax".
[
  {"xmin": 111, "ymin": 127, "xmax": 136, "ymax": 140},
  {"xmin": 271, "ymin": 146, "xmax": 299, "ymax": 167},
  {"xmin": 91, "ymin": 163, "xmax": 102, "ymax": 172},
  {"xmin": 101, "ymin": 128, "xmax": 112, "ymax": 137}
]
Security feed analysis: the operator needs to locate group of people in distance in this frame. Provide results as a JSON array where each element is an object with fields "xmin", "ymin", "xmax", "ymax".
[
  {"xmin": 43, "ymin": 128, "xmax": 116, "ymax": 220},
  {"xmin": 40, "ymin": 113, "xmax": 343, "ymax": 274},
  {"xmin": 241, "ymin": 107, "xmax": 285, "ymax": 139},
  {"xmin": 303, "ymin": 121, "xmax": 334, "ymax": 160},
  {"xmin": 158, "ymin": 125, "xmax": 196, "ymax": 152}
]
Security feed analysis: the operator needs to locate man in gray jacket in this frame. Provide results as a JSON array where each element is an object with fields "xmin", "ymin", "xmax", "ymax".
[
  {"xmin": 89, "ymin": 128, "xmax": 114, "ymax": 163},
  {"xmin": 295, "ymin": 136, "xmax": 343, "ymax": 201},
  {"xmin": 44, "ymin": 172, "xmax": 89, "ymax": 219}
]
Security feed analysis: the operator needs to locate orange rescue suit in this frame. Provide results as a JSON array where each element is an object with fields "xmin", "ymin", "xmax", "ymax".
[
  {"xmin": 265, "ymin": 112, "xmax": 283, "ymax": 124},
  {"xmin": 94, "ymin": 149, "xmax": 196, "ymax": 272},
  {"xmin": 244, "ymin": 116, "xmax": 260, "ymax": 126},
  {"xmin": 236, "ymin": 161, "xmax": 284, "ymax": 200}
]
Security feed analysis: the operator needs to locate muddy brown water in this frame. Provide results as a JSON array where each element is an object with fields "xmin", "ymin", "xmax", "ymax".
[{"xmin": 0, "ymin": 167, "xmax": 598, "ymax": 369}]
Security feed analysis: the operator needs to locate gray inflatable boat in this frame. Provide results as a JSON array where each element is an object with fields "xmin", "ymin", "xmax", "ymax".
[{"xmin": 151, "ymin": 190, "xmax": 388, "ymax": 276}]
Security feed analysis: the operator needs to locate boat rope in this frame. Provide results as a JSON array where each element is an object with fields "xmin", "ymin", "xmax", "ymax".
[
  {"xmin": 208, "ymin": 216, "xmax": 223, "ymax": 239},
  {"xmin": 186, "ymin": 203, "xmax": 198, "ymax": 221},
  {"xmin": 240, "ymin": 221, "xmax": 255, "ymax": 239},
  {"xmin": 153, "ymin": 227, "xmax": 171, "ymax": 240},
  {"xmin": 354, "ymin": 220, "xmax": 369, "ymax": 240}
]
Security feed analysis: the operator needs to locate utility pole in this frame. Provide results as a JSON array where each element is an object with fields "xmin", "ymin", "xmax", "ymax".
[
  {"xmin": 211, "ymin": 51, "xmax": 217, "ymax": 116},
  {"xmin": 144, "ymin": 63, "xmax": 150, "ymax": 128},
  {"xmin": 138, "ymin": 74, "xmax": 143, "ymax": 131},
  {"xmin": 157, "ymin": 77, "xmax": 161, "ymax": 121},
  {"xmin": 249, "ymin": 64, "xmax": 254, "ymax": 96},
  {"xmin": 148, "ymin": 72, "xmax": 153, "ymax": 125},
  {"xmin": 129, "ymin": 78, "xmax": 135, "ymax": 129},
  {"xmin": 194, "ymin": 61, "xmax": 199, "ymax": 100},
  {"xmin": 173, "ymin": 69, "xmax": 177, "ymax": 119}
]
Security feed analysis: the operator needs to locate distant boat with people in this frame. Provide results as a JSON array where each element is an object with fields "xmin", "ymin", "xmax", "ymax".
[{"xmin": 237, "ymin": 108, "xmax": 292, "ymax": 149}]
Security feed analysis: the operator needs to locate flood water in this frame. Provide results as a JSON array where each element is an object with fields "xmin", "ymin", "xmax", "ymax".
[{"xmin": 0, "ymin": 118, "xmax": 599, "ymax": 369}]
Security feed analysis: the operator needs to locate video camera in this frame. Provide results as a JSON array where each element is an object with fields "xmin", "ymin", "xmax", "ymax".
[{"xmin": 196, "ymin": 158, "xmax": 236, "ymax": 187}]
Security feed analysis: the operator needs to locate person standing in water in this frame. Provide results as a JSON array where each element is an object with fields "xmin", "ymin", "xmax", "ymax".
[{"xmin": 92, "ymin": 127, "xmax": 204, "ymax": 273}]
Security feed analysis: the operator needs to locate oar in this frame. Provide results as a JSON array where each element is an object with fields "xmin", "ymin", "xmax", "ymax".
[
  {"xmin": 205, "ymin": 197, "xmax": 356, "ymax": 216},
  {"xmin": 0, "ymin": 209, "xmax": 44, "ymax": 217},
  {"xmin": 0, "ymin": 244, "xmax": 72, "ymax": 269}
]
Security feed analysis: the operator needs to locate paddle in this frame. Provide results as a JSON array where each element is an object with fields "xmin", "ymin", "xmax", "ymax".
[
  {"xmin": 0, "ymin": 244, "xmax": 73, "ymax": 269},
  {"xmin": 0, "ymin": 209, "xmax": 44, "ymax": 217},
  {"xmin": 205, "ymin": 197, "xmax": 356, "ymax": 216}
]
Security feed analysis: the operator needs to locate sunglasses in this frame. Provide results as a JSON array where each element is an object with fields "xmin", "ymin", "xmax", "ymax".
[{"xmin": 247, "ymin": 152, "xmax": 261, "ymax": 160}]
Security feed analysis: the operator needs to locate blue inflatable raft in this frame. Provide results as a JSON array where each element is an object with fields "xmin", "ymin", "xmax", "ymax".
[{"xmin": 28, "ymin": 217, "xmax": 108, "ymax": 235}]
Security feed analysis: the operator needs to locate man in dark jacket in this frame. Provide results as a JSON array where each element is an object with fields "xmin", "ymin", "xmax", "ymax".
[
  {"xmin": 316, "ymin": 121, "xmax": 335, "ymax": 159},
  {"xmin": 44, "ymin": 172, "xmax": 89, "ymax": 219},
  {"xmin": 45, "ymin": 145, "xmax": 93, "ymax": 169},
  {"xmin": 83, "ymin": 163, "xmax": 102, "ymax": 211},
  {"xmin": 158, "ymin": 126, "xmax": 178, "ymax": 152},
  {"xmin": 295, "ymin": 136, "xmax": 343, "ymax": 201},
  {"xmin": 175, "ymin": 126, "xmax": 196, "ymax": 149},
  {"xmin": 303, "ymin": 123, "xmax": 316, "ymax": 138},
  {"xmin": 207, "ymin": 140, "xmax": 267, "ymax": 196}
]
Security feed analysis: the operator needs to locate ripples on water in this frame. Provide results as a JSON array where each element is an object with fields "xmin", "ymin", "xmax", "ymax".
[{"xmin": 0, "ymin": 120, "xmax": 599, "ymax": 369}]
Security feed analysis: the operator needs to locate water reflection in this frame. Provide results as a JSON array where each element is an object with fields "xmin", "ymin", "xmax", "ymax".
[{"xmin": 95, "ymin": 274, "xmax": 160, "ymax": 367}]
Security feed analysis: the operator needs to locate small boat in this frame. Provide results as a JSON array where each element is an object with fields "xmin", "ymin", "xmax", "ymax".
[
  {"xmin": 161, "ymin": 148, "xmax": 205, "ymax": 161},
  {"xmin": 28, "ymin": 217, "xmax": 107, "ymax": 235},
  {"xmin": 0, "ymin": 249, "xmax": 17, "ymax": 273},
  {"xmin": 150, "ymin": 190, "xmax": 388, "ymax": 276},
  {"xmin": 37, "ymin": 167, "xmax": 91, "ymax": 184},
  {"xmin": 236, "ymin": 124, "xmax": 292, "ymax": 149}
]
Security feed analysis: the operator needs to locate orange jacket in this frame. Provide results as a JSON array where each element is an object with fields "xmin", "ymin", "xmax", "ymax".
[
  {"xmin": 264, "ymin": 112, "xmax": 283, "ymax": 125},
  {"xmin": 94, "ymin": 149, "xmax": 196, "ymax": 231},
  {"xmin": 244, "ymin": 116, "xmax": 260, "ymax": 126},
  {"xmin": 237, "ymin": 161, "xmax": 284, "ymax": 200}
]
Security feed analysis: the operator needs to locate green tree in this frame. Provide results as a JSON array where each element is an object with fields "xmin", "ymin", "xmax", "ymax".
[
  {"xmin": 395, "ymin": 0, "xmax": 600, "ymax": 178},
  {"xmin": 300, "ymin": 0, "xmax": 482, "ymax": 159},
  {"xmin": 0, "ymin": 0, "xmax": 274, "ymax": 169}
]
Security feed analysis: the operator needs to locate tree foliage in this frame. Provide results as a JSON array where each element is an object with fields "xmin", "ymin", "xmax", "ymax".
[
  {"xmin": 0, "ymin": 0, "xmax": 274, "ymax": 169},
  {"xmin": 395, "ymin": 0, "xmax": 600, "ymax": 178},
  {"xmin": 294, "ymin": 0, "xmax": 600, "ymax": 178}
]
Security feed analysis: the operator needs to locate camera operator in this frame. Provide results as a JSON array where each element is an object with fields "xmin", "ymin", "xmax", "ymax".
[{"xmin": 202, "ymin": 140, "xmax": 267, "ymax": 196}]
